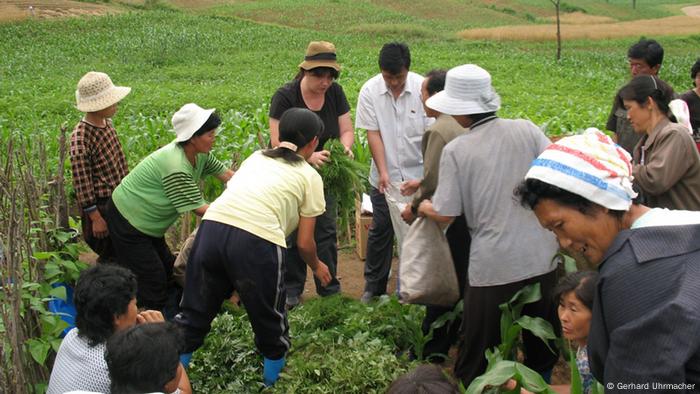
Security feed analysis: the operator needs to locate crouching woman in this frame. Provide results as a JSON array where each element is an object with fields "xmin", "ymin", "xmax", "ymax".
[
  {"xmin": 174, "ymin": 108, "xmax": 332, "ymax": 386},
  {"xmin": 515, "ymin": 129, "xmax": 700, "ymax": 389}
]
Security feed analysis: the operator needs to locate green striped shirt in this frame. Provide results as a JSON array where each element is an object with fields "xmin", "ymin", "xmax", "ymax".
[{"xmin": 112, "ymin": 141, "xmax": 226, "ymax": 237}]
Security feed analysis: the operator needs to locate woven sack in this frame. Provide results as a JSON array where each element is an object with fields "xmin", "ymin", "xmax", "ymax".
[{"xmin": 398, "ymin": 217, "xmax": 459, "ymax": 306}]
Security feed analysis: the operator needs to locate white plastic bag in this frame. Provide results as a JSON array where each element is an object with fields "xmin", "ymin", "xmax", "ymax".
[
  {"xmin": 384, "ymin": 182, "xmax": 413, "ymax": 257},
  {"xmin": 398, "ymin": 217, "xmax": 459, "ymax": 306}
]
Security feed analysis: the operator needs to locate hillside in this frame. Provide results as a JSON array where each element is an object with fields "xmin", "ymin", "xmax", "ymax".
[{"xmin": 3, "ymin": 0, "xmax": 699, "ymax": 40}]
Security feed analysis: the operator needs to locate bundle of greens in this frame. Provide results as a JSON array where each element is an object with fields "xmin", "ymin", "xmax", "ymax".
[{"xmin": 317, "ymin": 139, "xmax": 369, "ymax": 230}]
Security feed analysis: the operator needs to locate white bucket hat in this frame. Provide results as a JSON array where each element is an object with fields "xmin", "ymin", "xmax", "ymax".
[
  {"xmin": 425, "ymin": 64, "xmax": 501, "ymax": 116},
  {"xmin": 171, "ymin": 103, "xmax": 216, "ymax": 142},
  {"xmin": 75, "ymin": 71, "xmax": 131, "ymax": 113}
]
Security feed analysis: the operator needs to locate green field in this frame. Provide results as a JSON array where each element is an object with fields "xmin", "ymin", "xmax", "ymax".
[{"xmin": 1, "ymin": 1, "xmax": 699, "ymax": 392}]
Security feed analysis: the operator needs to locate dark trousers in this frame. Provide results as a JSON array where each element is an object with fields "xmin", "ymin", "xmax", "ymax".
[
  {"xmin": 364, "ymin": 186, "xmax": 394, "ymax": 295},
  {"xmin": 454, "ymin": 269, "xmax": 560, "ymax": 386},
  {"xmin": 104, "ymin": 199, "xmax": 175, "ymax": 311},
  {"xmin": 81, "ymin": 198, "xmax": 116, "ymax": 263},
  {"xmin": 422, "ymin": 214, "xmax": 470, "ymax": 362},
  {"xmin": 174, "ymin": 220, "xmax": 290, "ymax": 360},
  {"xmin": 285, "ymin": 194, "xmax": 340, "ymax": 297}
]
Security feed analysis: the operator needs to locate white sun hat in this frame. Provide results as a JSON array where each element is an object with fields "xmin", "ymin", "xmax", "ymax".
[
  {"xmin": 425, "ymin": 64, "xmax": 501, "ymax": 116},
  {"xmin": 171, "ymin": 103, "xmax": 216, "ymax": 142},
  {"xmin": 75, "ymin": 71, "xmax": 131, "ymax": 113}
]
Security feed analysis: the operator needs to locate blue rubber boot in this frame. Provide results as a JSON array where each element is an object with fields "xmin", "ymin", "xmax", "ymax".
[
  {"xmin": 263, "ymin": 357, "xmax": 286, "ymax": 386},
  {"xmin": 179, "ymin": 353, "xmax": 192, "ymax": 369}
]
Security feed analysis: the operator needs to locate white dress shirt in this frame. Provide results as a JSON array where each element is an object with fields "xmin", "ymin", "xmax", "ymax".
[{"xmin": 355, "ymin": 71, "xmax": 431, "ymax": 188}]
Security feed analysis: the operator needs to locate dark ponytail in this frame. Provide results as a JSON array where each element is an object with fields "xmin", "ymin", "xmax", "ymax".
[
  {"xmin": 263, "ymin": 108, "xmax": 324, "ymax": 164},
  {"xmin": 619, "ymin": 75, "xmax": 675, "ymax": 118}
]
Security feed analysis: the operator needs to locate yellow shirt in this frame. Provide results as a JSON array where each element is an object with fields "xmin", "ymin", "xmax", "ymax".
[{"xmin": 204, "ymin": 151, "xmax": 325, "ymax": 247}]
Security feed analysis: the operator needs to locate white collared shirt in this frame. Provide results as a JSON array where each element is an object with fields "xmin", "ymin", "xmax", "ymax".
[{"xmin": 355, "ymin": 71, "xmax": 431, "ymax": 187}]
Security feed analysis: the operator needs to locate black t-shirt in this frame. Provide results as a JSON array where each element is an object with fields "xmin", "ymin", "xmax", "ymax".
[
  {"xmin": 269, "ymin": 79, "xmax": 351, "ymax": 151},
  {"xmin": 681, "ymin": 89, "xmax": 700, "ymax": 135}
]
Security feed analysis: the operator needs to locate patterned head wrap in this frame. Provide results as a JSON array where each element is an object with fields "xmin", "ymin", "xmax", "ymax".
[{"xmin": 525, "ymin": 128, "xmax": 637, "ymax": 211}]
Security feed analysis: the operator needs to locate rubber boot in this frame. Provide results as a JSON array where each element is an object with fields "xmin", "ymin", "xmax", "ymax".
[
  {"xmin": 179, "ymin": 353, "xmax": 192, "ymax": 369},
  {"xmin": 263, "ymin": 357, "xmax": 286, "ymax": 386}
]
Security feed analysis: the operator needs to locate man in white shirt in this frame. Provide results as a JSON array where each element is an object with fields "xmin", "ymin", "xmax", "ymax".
[{"xmin": 355, "ymin": 42, "xmax": 430, "ymax": 302}]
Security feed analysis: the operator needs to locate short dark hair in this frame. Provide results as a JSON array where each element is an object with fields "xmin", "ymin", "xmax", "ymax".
[
  {"xmin": 263, "ymin": 108, "xmax": 324, "ymax": 163},
  {"xmin": 106, "ymin": 322, "xmax": 182, "ymax": 394},
  {"xmin": 386, "ymin": 364, "xmax": 460, "ymax": 394},
  {"xmin": 178, "ymin": 112, "xmax": 221, "ymax": 146},
  {"xmin": 514, "ymin": 178, "xmax": 626, "ymax": 219},
  {"xmin": 553, "ymin": 271, "xmax": 598, "ymax": 311},
  {"xmin": 295, "ymin": 66, "xmax": 339, "ymax": 81},
  {"xmin": 691, "ymin": 58, "xmax": 700, "ymax": 82},
  {"xmin": 424, "ymin": 69, "xmax": 447, "ymax": 96},
  {"xmin": 378, "ymin": 42, "xmax": 411, "ymax": 74},
  {"xmin": 74, "ymin": 264, "xmax": 137, "ymax": 346},
  {"xmin": 627, "ymin": 38, "xmax": 664, "ymax": 68},
  {"xmin": 619, "ymin": 75, "xmax": 675, "ymax": 118}
]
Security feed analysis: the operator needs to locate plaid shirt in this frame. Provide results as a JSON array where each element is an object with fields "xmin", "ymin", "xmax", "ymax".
[{"xmin": 70, "ymin": 119, "xmax": 128, "ymax": 210}]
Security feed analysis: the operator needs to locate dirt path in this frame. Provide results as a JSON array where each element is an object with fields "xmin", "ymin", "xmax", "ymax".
[
  {"xmin": 459, "ymin": 9, "xmax": 700, "ymax": 41},
  {"xmin": 0, "ymin": 0, "xmax": 116, "ymax": 22},
  {"xmin": 682, "ymin": 5, "xmax": 700, "ymax": 17}
]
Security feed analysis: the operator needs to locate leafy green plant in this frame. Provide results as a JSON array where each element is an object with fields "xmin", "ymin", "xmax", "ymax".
[
  {"xmin": 24, "ymin": 227, "xmax": 87, "ymax": 367},
  {"xmin": 466, "ymin": 284, "xmax": 557, "ymax": 394},
  {"xmin": 317, "ymin": 139, "xmax": 369, "ymax": 242},
  {"xmin": 189, "ymin": 295, "xmax": 421, "ymax": 393}
]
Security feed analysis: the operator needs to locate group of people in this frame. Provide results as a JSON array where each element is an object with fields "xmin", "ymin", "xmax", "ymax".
[{"xmin": 48, "ymin": 35, "xmax": 700, "ymax": 393}]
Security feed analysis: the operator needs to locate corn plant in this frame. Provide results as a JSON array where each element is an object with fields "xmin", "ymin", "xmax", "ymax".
[{"xmin": 466, "ymin": 283, "xmax": 557, "ymax": 394}]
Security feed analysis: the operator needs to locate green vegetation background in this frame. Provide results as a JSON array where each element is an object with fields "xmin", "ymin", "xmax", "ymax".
[{"xmin": 1, "ymin": 0, "xmax": 699, "ymax": 169}]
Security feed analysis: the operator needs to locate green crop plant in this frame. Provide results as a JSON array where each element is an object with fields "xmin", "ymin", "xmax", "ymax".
[
  {"xmin": 188, "ymin": 295, "xmax": 422, "ymax": 393},
  {"xmin": 318, "ymin": 139, "xmax": 370, "ymax": 240},
  {"xmin": 466, "ymin": 283, "xmax": 558, "ymax": 394}
]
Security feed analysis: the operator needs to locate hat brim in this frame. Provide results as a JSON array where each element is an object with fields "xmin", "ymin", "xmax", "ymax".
[
  {"xmin": 425, "ymin": 90, "xmax": 500, "ymax": 116},
  {"xmin": 76, "ymin": 86, "xmax": 131, "ymax": 113},
  {"xmin": 174, "ymin": 107, "xmax": 216, "ymax": 142},
  {"xmin": 298, "ymin": 60, "xmax": 341, "ymax": 72}
]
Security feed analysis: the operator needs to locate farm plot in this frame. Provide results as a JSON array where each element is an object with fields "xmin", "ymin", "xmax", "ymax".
[{"xmin": 1, "ymin": 2, "xmax": 700, "ymax": 392}]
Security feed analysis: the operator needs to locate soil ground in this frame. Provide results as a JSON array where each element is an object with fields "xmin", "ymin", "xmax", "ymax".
[
  {"xmin": 300, "ymin": 247, "xmax": 398, "ymax": 302},
  {"xmin": 459, "ymin": 13, "xmax": 700, "ymax": 41}
]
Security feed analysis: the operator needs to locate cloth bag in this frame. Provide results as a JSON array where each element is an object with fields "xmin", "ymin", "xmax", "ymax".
[{"xmin": 398, "ymin": 217, "xmax": 459, "ymax": 306}]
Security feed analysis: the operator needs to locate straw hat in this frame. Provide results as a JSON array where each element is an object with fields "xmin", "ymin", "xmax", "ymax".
[
  {"xmin": 298, "ymin": 41, "xmax": 341, "ymax": 71},
  {"xmin": 171, "ymin": 103, "xmax": 216, "ymax": 142},
  {"xmin": 425, "ymin": 64, "xmax": 500, "ymax": 116},
  {"xmin": 75, "ymin": 72, "xmax": 131, "ymax": 113}
]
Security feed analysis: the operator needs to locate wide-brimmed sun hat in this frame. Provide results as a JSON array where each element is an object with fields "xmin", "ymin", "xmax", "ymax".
[
  {"xmin": 75, "ymin": 71, "xmax": 131, "ymax": 113},
  {"xmin": 525, "ymin": 128, "xmax": 637, "ymax": 211},
  {"xmin": 298, "ymin": 41, "xmax": 341, "ymax": 71},
  {"xmin": 171, "ymin": 103, "xmax": 216, "ymax": 142},
  {"xmin": 425, "ymin": 64, "xmax": 500, "ymax": 116}
]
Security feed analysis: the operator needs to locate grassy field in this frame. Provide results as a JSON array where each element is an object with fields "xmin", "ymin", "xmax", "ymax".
[
  {"xmin": 2, "ymin": 4, "xmax": 699, "ymax": 167},
  {"xmin": 1, "ymin": 2, "xmax": 700, "ymax": 392}
]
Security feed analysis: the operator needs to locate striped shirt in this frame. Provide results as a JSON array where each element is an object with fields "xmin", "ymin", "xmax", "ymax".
[
  {"xmin": 69, "ymin": 119, "xmax": 128, "ymax": 210},
  {"xmin": 111, "ymin": 141, "xmax": 226, "ymax": 237}
]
